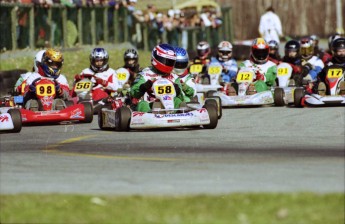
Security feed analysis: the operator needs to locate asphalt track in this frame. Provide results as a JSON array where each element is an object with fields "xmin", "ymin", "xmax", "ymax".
[{"xmin": 0, "ymin": 106, "xmax": 344, "ymax": 195}]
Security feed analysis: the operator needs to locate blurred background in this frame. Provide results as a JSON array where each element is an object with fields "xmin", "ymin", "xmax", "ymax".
[{"xmin": 0, "ymin": 0, "xmax": 344, "ymax": 53}]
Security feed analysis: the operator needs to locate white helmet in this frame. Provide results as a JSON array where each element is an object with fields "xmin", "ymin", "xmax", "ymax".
[
  {"xmin": 217, "ymin": 41, "xmax": 233, "ymax": 61},
  {"xmin": 33, "ymin": 50, "xmax": 45, "ymax": 72}
]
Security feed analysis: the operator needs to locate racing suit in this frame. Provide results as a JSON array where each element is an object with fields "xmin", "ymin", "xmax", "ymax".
[
  {"xmin": 14, "ymin": 72, "xmax": 33, "ymax": 94},
  {"xmin": 173, "ymin": 69, "xmax": 197, "ymax": 102},
  {"xmin": 130, "ymin": 66, "xmax": 184, "ymax": 112},
  {"xmin": 75, "ymin": 67, "xmax": 119, "ymax": 93},
  {"xmin": 239, "ymin": 58, "xmax": 277, "ymax": 92},
  {"xmin": 210, "ymin": 57, "xmax": 238, "ymax": 83},
  {"xmin": 301, "ymin": 56, "xmax": 324, "ymax": 82}
]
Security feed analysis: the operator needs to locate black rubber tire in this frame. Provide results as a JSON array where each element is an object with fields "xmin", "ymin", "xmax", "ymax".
[
  {"xmin": 274, "ymin": 88, "xmax": 285, "ymax": 106},
  {"xmin": 98, "ymin": 105, "xmax": 113, "ymax": 130},
  {"xmin": 206, "ymin": 90, "xmax": 217, "ymax": 98},
  {"xmin": 81, "ymin": 102, "xmax": 94, "ymax": 123},
  {"xmin": 294, "ymin": 88, "xmax": 305, "ymax": 107},
  {"xmin": 205, "ymin": 97, "xmax": 222, "ymax": 119},
  {"xmin": 8, "ymin": 109, "xmax": 22, "ymax": 133},
  {"xmin": 115, "ymin": 107, "xmax": 131, "ymax": 132},
  {"xmin": 202, "ymin": 104, "xmax": 218, "ymax": 129}
]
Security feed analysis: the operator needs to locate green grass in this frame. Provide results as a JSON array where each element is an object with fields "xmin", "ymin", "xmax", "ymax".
[
  {"xmin": 1, "ymin": 193, "xmax": 344, "ymax": 223},
  {"xmin": 0, "ymin": 47, "xmax": 152, "ymax": 86}
]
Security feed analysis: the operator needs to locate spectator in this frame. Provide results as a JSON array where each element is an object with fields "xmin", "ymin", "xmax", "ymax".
[{"xmin": 258, "ymin": 6, "xmax": 283, "ymax": 44}]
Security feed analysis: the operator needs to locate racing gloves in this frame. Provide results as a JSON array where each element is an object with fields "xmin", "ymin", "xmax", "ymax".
[
  {"xmin": 95, "ymin": 77, "xmax": 108, "ymax": 87},
  {"xmin": 139, "ymin": 80, "xmax": 153, "ymax": 94}
]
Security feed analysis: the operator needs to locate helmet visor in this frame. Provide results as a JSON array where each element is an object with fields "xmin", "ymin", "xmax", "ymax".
[
  {"xmin": 153, "ymin": 51, "xmax": 176, "ymax": 67},
  {"xmin": 45, "ymin": 59, "xmax": 63, "ymax": 70},
  {"xmin": 252, "ymin": 48, "xmax": 269, "ymax": 60},
  {"xmin": 174, "ymin": 60, "xmax": 189, "ymax": 69},
  {"xmin": 197, "ymin": 49, "xmax": 208, "ymax": 56}
]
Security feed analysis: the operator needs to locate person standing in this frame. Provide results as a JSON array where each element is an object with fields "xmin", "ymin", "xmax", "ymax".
[{"xmin": 258, "ymin": 6, "xmax": 283, "ymax": 44}]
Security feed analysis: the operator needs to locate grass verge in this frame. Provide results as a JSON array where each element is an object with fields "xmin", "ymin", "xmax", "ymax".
[{"xmin": 1, "ymin": 193, "xmax": 344, "ymax": 224}]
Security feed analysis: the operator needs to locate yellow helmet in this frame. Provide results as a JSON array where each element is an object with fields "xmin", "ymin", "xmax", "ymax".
[{"xmin": 42, "ymin": 48, "xmax": 64, "ymax": 78}]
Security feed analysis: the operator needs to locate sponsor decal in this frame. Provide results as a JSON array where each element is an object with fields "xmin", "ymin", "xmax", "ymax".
[
  {"xmin": 70, "ymin": 108, "xmax": 84, "ymax": 119},
  {"xmin": 41, "ymin": 96, "xmax": 54, "ymax": 107},
  {"xmin": 167, "ymin": 119, "xmax": 180, "ymax": 123},
  {"xmin": 155, "ymin": 113, "xmax": 193, "ymax": 118},
  {"xmin": 163, "ymin": 96, "xmax": 172, "ymax": 100},
  {"xmin": 133, "ymin": 112, "xmax": 145, "ymax": 117},
  {"xmin": 0, "ymin": 115, "xmax": 9, "ymax": 122},
  {"xmin": 198, "ymin": 108, "xmax": 207, "ymax": 113}
]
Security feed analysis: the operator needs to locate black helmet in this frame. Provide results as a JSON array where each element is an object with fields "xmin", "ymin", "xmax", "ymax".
[
  {"xmin": 331, "ymin": 37, "xmax": 345, "ymax": 63},
  {"xmin": 285, "ymin": 40, "xmax": 300, "ymax": 52},
  {"xmin": 124, "ymin": 48, "xmax": 139, "ymax": 68}
]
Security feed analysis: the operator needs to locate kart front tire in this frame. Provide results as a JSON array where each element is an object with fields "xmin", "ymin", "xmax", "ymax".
[
  {"xmin": 98, "ymin": 105, "xmax": 113, "ymax": 130},
  {"xmin": 82, "ymin": 102, "xmax": 94, "ymax": 123},
  {"xmin": 205, "ymin": 97, "xmax": 222, "ymax": 119},
  {"xmin": 294, "ymin": 88, "xmax": 304, "ymax": 108},
  {"xmin": 202, "ymin": 104, "xmax": 218, "ymax": 129},
  {"xmin": 274, "ymin": 88, "xmax": 285, "ymax": 106},
  {"xmin": 8, "ymin": 109, "xmax": 22, "ymax": 133},
  {"xmin": 115, "ymin": 107, "xmax": 131, "ymax": 132}
]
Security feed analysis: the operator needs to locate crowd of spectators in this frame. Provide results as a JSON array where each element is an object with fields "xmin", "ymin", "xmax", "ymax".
[{"xmin": 0, "ymin": 0, "xmax": 224, "ymax": 50}]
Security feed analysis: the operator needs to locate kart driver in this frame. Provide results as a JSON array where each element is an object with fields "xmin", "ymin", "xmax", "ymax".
[
  {"xmin": 315, "ymin": 37, "xmax": 345, "ymax": 96},
  {"xmin": 74, "ymin": 48, "xmax": 119, "ymax": 94},
  {"xmin": 24, "ymin": 48, "xmax": 70, "ymax": 110},
  {"xmin": 130, "ymin": 43, "xmax": 184, "ymax": 112},
  {"xmin": 238, "ymin": 38, "xmax": 277, "ymax": 94},
  {"xmin": 173, "ymin": 46, "xmax": 197, "ymax": 102}
]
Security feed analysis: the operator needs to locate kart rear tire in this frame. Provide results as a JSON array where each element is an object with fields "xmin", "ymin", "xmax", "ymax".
[
  {"xmin": 115, "ymin": 107, "xmax": 131, "ymax": 132},
  {"xmin": 205, "ymin": 97, "xmax": 222, "ymax": 119},
  {"xmin": 294, "ymin": 88, "xmax": 304, "ymax": 108},
  {"xmin": 274, "ymin": 88, "xmax": 285, "ymax": 106},
  {"xmin": 8, "ymin": 109, "xmax": 22, "ymax": 133},
  {"xmin": 81, "ymin": 102, "xmax": 94, "ymax": 123},
  {"xmin": 202, "ymin": 104, "xmax": 218, "ymax": 129}
]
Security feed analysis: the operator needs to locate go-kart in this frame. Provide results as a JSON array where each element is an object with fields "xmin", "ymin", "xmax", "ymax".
[
  {"xmin": 98, "ymin": 77, "xmax": 219, "ymax": 131},
  {"xmin": 20, "ymin": 78, "xmax": 93, "ymax": 124},
  {"xmin": 273, "ymin": 62, "xmax": 304, "ymax": 106},
  {"xmin": 196, "ymin": 64, "xmax": 274, "ymax": 107},
  {"xmin": 0, "ymin": 96, "xmax": 22, "ymax": 133},
  {"xmin": 72, "ymin": 68, "xmax": 132, "ymax": 114},
  {"xmin": 294, "ymin": 65, "xmax": 345, "ymax": 107}
]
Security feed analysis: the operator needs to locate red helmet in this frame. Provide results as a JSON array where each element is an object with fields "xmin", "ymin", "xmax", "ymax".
[
  {"xmin": 251, "ymin": 38, "xmax": 269, "ymax": 64},
  {"xmin": 151, "ymin": 43, "xmax": 176, "ymax": 75}
]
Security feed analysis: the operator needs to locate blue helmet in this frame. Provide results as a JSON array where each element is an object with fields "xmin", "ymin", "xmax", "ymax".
[
  {"xmin": 173, "ymin": 47, "xmax": 189, "ymax": 75},
  {"xmin": 90, "ymin": 48, "xmax": 109, "ymax": 72},
  {"xmin": 151, "ymin": 43, "xmax": 176, "ymax": 75}
]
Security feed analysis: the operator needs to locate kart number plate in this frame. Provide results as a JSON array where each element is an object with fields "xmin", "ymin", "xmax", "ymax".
[
  {"xmin": 236, "ymin": 71, "xmax": 253, "ymax": 83},
  {"xmin": 208, "ymin": 66, "xmax": 222, "ymax": 76},
  {"xmin": 327, "ymin": 68, "xmax": 342, "ymax": 79},
  {"xmin": 154, "ymin": 84, "xmax": 175, "ymax": 96},
  {"xmin": 277, "ymin": 67, "xmax": 289, "ymax": 76},
  {"xmin": 74, "ymin": 81, "xmax": 92, "ymax": 91},
  {"xmin": 36, "ymin": 83, "xmax": 55, "ymax": 96},
  {"xmin": 117, "ymin": 72, "xmax": 128, "ymax": 81},
  {"xmin": 190, "ymin": 64, "xmax": 203, "ymax": 74}
]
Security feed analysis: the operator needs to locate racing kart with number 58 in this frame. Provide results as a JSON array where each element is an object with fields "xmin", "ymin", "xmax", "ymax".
[{"xmin": 98, "ymin": 77, "xmax": 219, "ymax": 131}]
